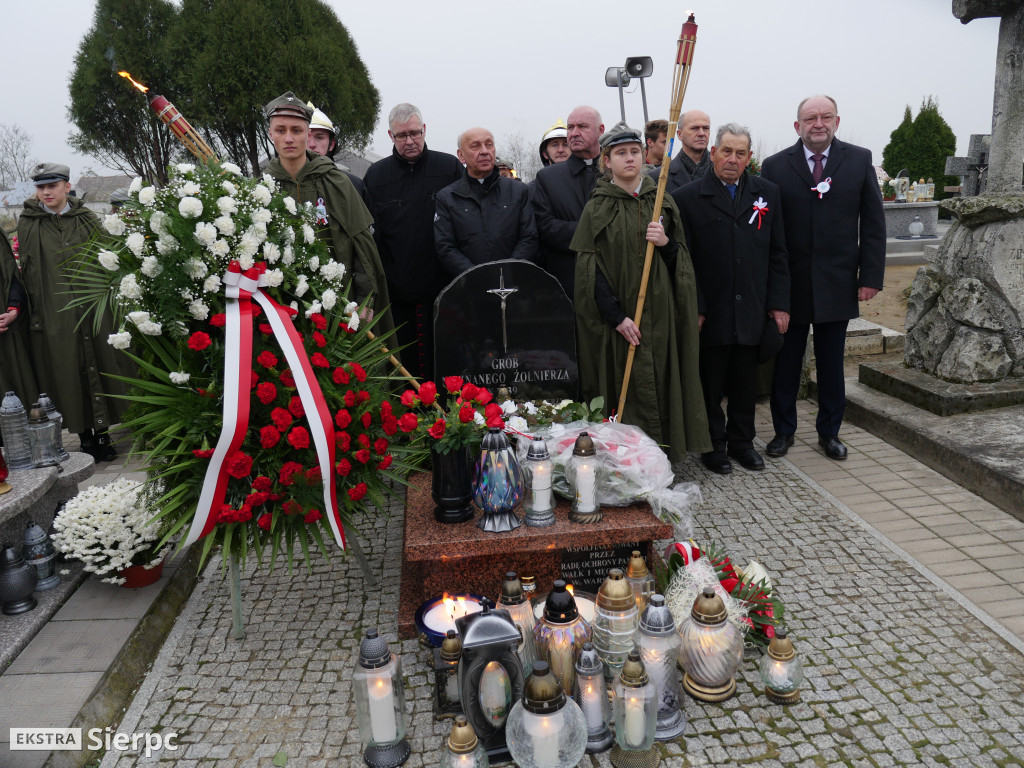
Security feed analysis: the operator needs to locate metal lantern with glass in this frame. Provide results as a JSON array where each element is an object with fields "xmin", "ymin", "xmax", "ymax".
[
  {"xmin": 433, "ymin": 630, "xmax": 464, "ymax": 716},
  {"xmin": 521, "ymin": 437, "xmax": 555, "ymax": 527},
  {"xmin": 565, "ymin": 432, "xmax": 603, "ymax": 524},
  {"xmin": 592, "ymin": 568, "xmax": 639, "ymax": 679},
  {"xmin": 505, "ymin": 660, "xmax": 589, "ymax": 768},
  {"xmin": 637, "ymin": 594, "xmax": 686, "ymax": 740},
  {"xmin": 472, "ymin": 427, "xmax": 523, "ymax": 533},
  {"xmin": 22, "ymin": 520, "xmax": 60, "ymax": 591},
  {"xmin": 440, "ymin": 714, "xmax": 490, "ymax": 768},
  {"xmin": 36, "ymin": 393, "xmax": 69, "ymax": 462},
  {"xmin": 496, "ymin": 571, "xmax": 539, "ymax": 675},
  {"xmin": 573, "ymin": 642, "xmax": 613, "ymax": 753},
  {"xmin": 759, "ymin": 627, "xmax": 804, "ymax": 704},
  {"xmin": 677, "ymin": 587, "xmax": 743, "ymax": 703},
  {"xmin": 626, "ymin": 550, "xmax": 656, "ymax": 613},
  {"xmin": 1, "ymin": 391, "xmax": 34, "ymax": 470},
  {"xmin": 351, "ymin": 629, "xmax": 411, "ymax": 768},
  {"xmin": 26, "ymin": 403, "xmax": 61, "ymax": 468},
  {"xmin": 532, "ymin": 579, "xmax": 592, "ymax": 696},
  {"xmin": 611, "ymin": 650, "xmax": 660, "ymax": 768}
]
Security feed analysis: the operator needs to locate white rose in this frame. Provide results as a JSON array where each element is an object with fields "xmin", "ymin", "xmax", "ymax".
[
  {"xmin": 307, "ymin": 255, "xmax": 319, "ymax": 271},
  {"xmin": 283, "ymin": 196, "xmax": 297, "ymax": 215},
  {"xmin": 302, "ymin": 223, "xmax": 315, "ymax": 244},
  {"xmin": 262, "ymin": 242, "xmax": 281, "ymax": 263},
  {"xmin": 507, "ymin": 416, "xmax": 528, "ymax": 433},
  {"xmin": 203, "ymin": 274, "xmax": 222, "ymax": 293},
  {"xmin": 524, "ymin": 401, "xmax": 538, "ymax": 415},
  {"xmin": 136, "ymin": 320, "xmax": 162, "ymax": 336},
  {"xmin": 178, "ymin": 197, "xmax": 203, "ymax": 218},
  {"xmin": 118, "ymin": 273, "xmax": 142, "ymax": 300},
  {"xmin": 188, "ymin": 299, "xmax": 209, "ymax": 320},
  {"xmin": 263, "ymin": 268, "xmax": 284, "ymax": 287},
  {"xmin": 222, "ymin": 181, "xmax": 237, "ymax": 195},
  {"xmin": 293, "ymin": 276, "xmax": 309, "ymax": 297},
  {"xmin": 140, "ymin": 256, "xmax": 163, "ymax": 277},
  {"xmin": 98, "ymin": 250, "xmax": 119, "ymax": 271},
  {"xmin": 104, "ymin": 215, "xmax": 126, "ymax": 236},
  {"xmin": 175, "ymin": 163, "xmax": 196, "ymax": 174},
  {"xmin": 129, "ymin": 177, "xmax": 142, "ymax": 194},
  {"xmin": 252, "ymin": 185, "xmax": 272, "ymax": 206},
  {"xmin": 138, "ymin": 186, "xmax": 157, "ymax": 206},
  {"xmin": 252, "ymin": 208, "xmax": 272, "ymax": 225},
  {"xmin": 501, "ymin": 400, "xmax": 517, "ymax": 415},
  {"xmin": 107, "ymin": 331, "xmax": 132, "ymax": 349},
  {"xmin": 321, "ymin": 288, "xmax": 337, "ymax": 310},
  {"xmin": 184, "ymin": 259, "xmax": 208, "ymax": 279},
  {"xmin": 220, "ymin": 162, "xmax": 242, "ymax": 176},
  {"xmin": 281, "ymin": 245, "xmax": 294, "ymax": 265},
  {"xmin": 216, "ymin": 196, "xmax": 237, "ymax": 215},
  {"xmin": 169, "ymin": 371, "xmax": 190, "ymax": 385},
  {"xmin": 127, "ymin": 310, "xmax": 151, "ymax": 326},
  {"xmin": 213, "ymin": 216, "xmax": 235, "ymax": 236},
  {"xmin": 155, "ymin": 237, "xmax": 178, "ymax": 256},
  {"xmin": 125, "ymin": 232, "xmax": 146, "ymax": 256},
  {"xmin": 209, "ymin": 240, "xmax": 230, "ymax": 258}
]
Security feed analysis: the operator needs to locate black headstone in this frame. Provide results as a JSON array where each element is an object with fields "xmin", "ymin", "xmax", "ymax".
[
  {"xmin": 434, "ymin": 260, "xmax": 578, "ymax": 400},
  {"xmin": 560, "ymin": 541, "xmax": 643, "ymax": 594}
]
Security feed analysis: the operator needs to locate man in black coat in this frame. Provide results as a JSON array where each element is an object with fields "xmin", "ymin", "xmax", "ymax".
[
  {"xmin": 650, "ymin": 109, "xmax": 712, "ymax": 193},
  {"xmin": 363, "ymin": 103, "xmax": 463, "ymax": 380},
  {"xmin": 674, "ymin": 124, "xmax": 790, "ymax": 475},
  {"xmin": 529, "ymin": 105, "xmax": 604, "ymax": 299},
  {"xmin": 434, "ymin": 127, "xmax": 539, "ymax": 277},
  {"xmin": 760, "ymin": 95, "xmax": 885, "ymax": 461}
]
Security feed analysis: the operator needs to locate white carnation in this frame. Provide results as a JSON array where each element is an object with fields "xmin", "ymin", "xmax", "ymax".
[
  {"xmin": 262, "ymin": 173, "xmax": 277, "ymax": 189},
  {"xmin": 294, "ymin": 276, "xmax": 309, "ymax": 298},
  {"xmin": 184, "ymin": 259, "xmax": 208, "ymax": 279},
  {"xmin": 118, "ymin": 273, "xmax": 142, "ymax": 300},
  {"xmin": 136, "ymin": 320, "xmax": 163, "ymax": 336},
  {"xmin": 321, "ymin": 288, "xmax": 337, "ymax": 310},
  {"xmin": 127, "ymin": 311, "xmax": 151, "ymax": 326},
  {"xmin": 262, "ymin": 242, "xmax": 281, "ymax": 263},
  {"xmin": 262, "ymin": 268, "xmax": 283, "ymax": 287},
  {"xmin": 284, "ymin": 227, "xmax": 296, "ymax": 243},
  {"xmin": 175, "ymin": 163, "xmax": 196, "ymax": 174},
  {"xmin": 220, "ymin": 162, "xmax": 242, "ymax": 176},
  {"xmin": 344, "ymin": 301, "xmax": 359, "ymax": 315},
  {"xmin": 188, "ymin": 299, "xmax": 209, "ymax": 320},
  {"xmin": 155, "ymin": 236, "xmax": 178, "ymax": 256},
  {"xmin": 129, "ymin": 177, "xmax": 143, "ymax": 194},
  {"xmin": 252, "ymin": 185, "xmax": 272, "ymax": 205},
  {"xmin": 98, "ymin": 250, "xmax": 119, "ymax": 271},
  {"xmin": 283, "ymin": 196, "xmax": 297, "ymax": 215},
  {"xmin": 302, "ymin": 223, "xmax": 315, "ymax": 244},
  {"xmin": 320, "ymin": 260, "xmax": 345, "ymax": 282},
  {"xmin": 346, "ymin": 313, "xmax": 360, "ymax": 332},
  {"xmin": 524, "ymin": 401, "xmax": 539, "ymax": 415},
  {"xmin": 104, "ymin": 215, "xmax": 126, "ymax": 236},
  {"xmin": 281, "ymin": 246, "xmax": 294, "ymax": 265},
  {"xmin": 252, "ymin": 207, "xmax": 272, "ymax": 225},
  {"xmin": 253, "ymin": 221, "xmax": 268, "ymax": 240},
  {"xmin": 307, "ymin": 255, "xmax": 319, "ymax": 271},
  {"xmin": 213, "ymin": 216, "xmax": 235, "ymax": 236},
  {"xmin": 237, "ymin": 231, "xmax": 260, "ymax": 259},
  {"xmin": 107, "ymin": 331, "xmax": 132, "ymax": 349},
  {"xmin": 210, "ymin": 240, "xmax": 230, "ymax": 258},
  {"xmin": 178, "ymin": 197, "xmax": 203, "ymax": 218},
  {"xmin": 138, "ymin": 186, "xmax": 157, "ymax": 206},
  {"xmin": 126, "ymin": 232, "xmax": 146, "ymax": 257},
  {"xmin": 149, "ymin": 211, "xmax": 167, "ymax": 235},
  {"xmin": 217, "ymin": 196, "xmax": 238, "ymax": 215},
  {"xmin": 140, "ymin": 256, "xmax": 163, "ymax": 277},
  {"xmin": 222, "ymin": 181, "xmax": 237, "ymax": 195},
  {"xmin": 203, "ymin": 274, "xmax": 222, "ymax": 293},
  {"xmin": 238, "ymin": 254, "xmax": 254, "ymax": 270},
  {"xmin": 304, "ymin": 300, "xmax": 323, "ymax": 318},
  {"xmin": 169, "ymin": 371, "xmax": 190, "ymax": 385}
]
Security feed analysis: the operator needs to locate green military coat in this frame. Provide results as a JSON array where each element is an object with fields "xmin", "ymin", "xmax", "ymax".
[
  {"xmin": 17, "ymin": 198, "xmax": 130, "ymax": 434},
  {"xmin": 572, "ymin": 176, "xmax": 710, "ymax": 463},
  {"xmin": 0, "ymin": 232, "xmax": 38, "ymax": 408}
]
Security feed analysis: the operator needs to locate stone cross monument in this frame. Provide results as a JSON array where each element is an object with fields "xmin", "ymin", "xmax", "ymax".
[{"xmin": 903, "ymin": 1, "xmax": 1024, "ymax": 383}]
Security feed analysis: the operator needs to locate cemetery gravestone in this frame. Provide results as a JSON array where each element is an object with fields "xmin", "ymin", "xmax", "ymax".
[{"xmin": 434, "ymin": 260, "xmax": 578, "ymax": 399}]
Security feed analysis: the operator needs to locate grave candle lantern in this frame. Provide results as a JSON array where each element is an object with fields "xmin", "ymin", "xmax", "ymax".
[
  {"xmin": 440, "ymin": 714, "xmax": 489, "ymax": 768},
  {"xmin": 1, "ymin": 391, "xmax": 34, "ymax": 470},
  {"xmin": 626, "ymin": 550, "xmax": 656, "ymax": 613},
  {"xmin": 26, "ymin": 403, "xmax": 61, "ymax": 468},
  {"xmin": 573, "ymin": 642, "xmax": 613, "ymax": 753},
  {"xmin": 566, "ymin": 432, "xmax": 603, "ymax": 524},
  {"xmin": 352, "ymin": 629, "xmax": 410, "ymax": 768},
  {"xmin": 592, "ymin": 568, "xmax": 639, "ymax": 679},
  {"xmin": 637, "ymin": 594, "xmax": 686, "ymax": 740},
  {"xmin": 472, "ymin": 427, "xmax": 523, "ymax": 533},
  {"xmin": 496, "ymin": 571, "xmax": 539, "ymax": 675},
  {"xmin": 505, "ymin": 660, "xmax": 588, "ymax": 768},
  {"xmin": 433, "ymin": 630, "xmax": 464, "ymax": 716},
  {"xmin": 532, "ymin": 580, "xmax": 592, "ymax": 696},
  {"xmin": 0, "ymin": 541, "xmax": 38, "ymax": 615},
  {"xmin": 22, "ymin": 520, "xmax": 60, "ymax": 591},
  {"xmin": 521, "ymin": 437, "xmax": 555, "ymax": 527},
  {"xmin": 415, "ymin": 593, "xmax": 485, "ymax": 647},
  {"xmin": 36, "ymin": 393, "xmax": 69, "ymax": 462},
  {"xmin": 759, "ymin": 628, "xmax": 804, "ymax": 705},
  {"xmin": 611, "ymin": 650, "xmax": 660, "ymax": 768},
  {"xmin": 677, "ymin": 587, "xmax": 743, "ymax": 703}
]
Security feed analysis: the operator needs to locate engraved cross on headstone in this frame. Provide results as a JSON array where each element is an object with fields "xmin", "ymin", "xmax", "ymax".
[
  {"xmin": 486, "ymin": 268, "xmax": 519, "ymax": 354},
  {"xmin": 953, "ymin": 0, "xmax": 1024, "ymax": 192}
]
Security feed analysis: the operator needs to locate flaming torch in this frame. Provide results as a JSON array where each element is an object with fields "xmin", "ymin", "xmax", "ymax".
[
  {"xmin": 616, "ymin": 14, "xmax": 698, "ymax": 421},
  {"xmin": 118, "ymin": 71, "xmax": 217, "ymax": 163}
]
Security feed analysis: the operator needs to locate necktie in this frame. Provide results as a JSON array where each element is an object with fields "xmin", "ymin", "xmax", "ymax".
[
  {"xmin": 726, "ymin": 183, "xmax": 737, "ymax": 199},
  {"xmin": 812, "ymin": 154, "xmax": 825, "ymax": 183}
]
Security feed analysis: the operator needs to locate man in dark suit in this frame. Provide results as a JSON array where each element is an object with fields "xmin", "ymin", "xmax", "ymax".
[
  {"xmin": 650, "ymin": 109, "xmax": 712, "ymax": 192},
  {"xmin": 760, "ymin": 95, "xmax": 885, "ymax": 460},
  {"xmin": 674, "ymin": 124, "xmax": 790, "ymax": 474}
]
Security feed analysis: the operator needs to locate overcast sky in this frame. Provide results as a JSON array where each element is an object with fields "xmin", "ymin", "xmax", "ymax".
[{"xmin": 0, "ymin": 0, "xmax": 1002, "ymax": 182}]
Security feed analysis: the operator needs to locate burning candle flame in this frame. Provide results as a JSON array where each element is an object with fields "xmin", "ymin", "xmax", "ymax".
[
  {"xmin": 566, "ymin": 584, "xmax": 575, "ymax": 596},
  {"xmin": 118, "ymin": 71, "xmax": 149, "ymax": 93}
]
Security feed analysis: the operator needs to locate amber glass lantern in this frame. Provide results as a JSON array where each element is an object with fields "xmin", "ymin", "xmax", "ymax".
[
  {"xmin": 496, "ymin": 571, "xmax": 539, "ymax": 675},
  {"xmin": 626, "ymin": 550, "xmax": 656, "ymax": 613},
  {"xmin": 532, "ymin": 580, "xmax": 592, "ymax": 696}
]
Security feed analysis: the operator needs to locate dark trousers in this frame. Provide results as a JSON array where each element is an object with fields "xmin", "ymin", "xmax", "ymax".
[
  {"xmin": 699, "ymin": 344, "xmax": 758, "ymax": 451},
  {"xmin": 770, "ymin": 319, "xmax": 848, "ymax": 438},
  {"xmin": 390, "ymin": 301, "xmax": 435, "ymax": 382}
]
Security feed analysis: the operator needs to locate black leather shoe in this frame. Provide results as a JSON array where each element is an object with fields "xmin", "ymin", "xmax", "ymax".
[
  {"xmin": 818, "ymin": 435, "xmax": 848, "ymax": 460},
  {"xmin": 95, "ymin": 431, "xmax": 118, "ymax": 463},
  {"xmin": 728, "ymin": 446, "xmax": 765, "ymax": 471},
  {"xmin": 765, "ymin": 434, "xmax": 794, "ymax": 457},
  {"xmin": 701, "ymin": 451, "xmax": 732, "ymax": 475}
]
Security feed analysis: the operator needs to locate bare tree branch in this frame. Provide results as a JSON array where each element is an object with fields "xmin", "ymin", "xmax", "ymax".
[{"xmin": 0, "ymin": 123, "xmax": 38, "ymax": 189}]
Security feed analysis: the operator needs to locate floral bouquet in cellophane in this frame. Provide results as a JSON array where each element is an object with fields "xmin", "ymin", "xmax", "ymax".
[{"xmin": 72, "ymin": 160, "xmax": 425, "ymax": 569}]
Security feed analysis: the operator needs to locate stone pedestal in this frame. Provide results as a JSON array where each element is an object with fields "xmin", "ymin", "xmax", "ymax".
[
  {"xmin": 0, "ymin": 452, "xmax": 95, "ymax": 544},
  {"xmin": 883, "ymin": 201, "xmax": 940, "ymax": 238},
  {"xmin": 399, "ymin": 472, "xmax": 671, "ymax": 639}
]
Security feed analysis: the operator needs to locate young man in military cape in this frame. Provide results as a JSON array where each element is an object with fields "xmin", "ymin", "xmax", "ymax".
[
  {"xmin": 263, "ymin": 92, "xmax": 392, "ymax": 335},
  {"xmin": 0, "ymin": 230, "xmax": 38, "ymax": 412},
  {"xmin": 16, "ymin": 163, "xmax": 132, "ymax": 461}
]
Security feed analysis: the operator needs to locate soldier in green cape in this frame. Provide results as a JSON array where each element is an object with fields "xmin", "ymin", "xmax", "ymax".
[{"xmin": 0, "ymin": 230, "xmax": 38, "ymax": 410}]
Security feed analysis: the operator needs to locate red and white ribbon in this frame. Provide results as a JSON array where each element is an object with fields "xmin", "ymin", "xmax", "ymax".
[
  {"xmin": 183, "ymin": 261, "xmax": 345, "ymax": 551},
  {"xmin": 811, "ymin": 177, "xmax": 832, "ymax": 199},
  {"xmin": 748, "ymin": 197, "xmax": 769, "ymax": 229}
]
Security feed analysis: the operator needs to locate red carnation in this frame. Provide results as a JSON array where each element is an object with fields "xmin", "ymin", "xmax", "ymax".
[
  {"xmin": 259, "ymin": 323, "xmax": 273, "ymax": 336},
  {"xmin": 399, "ymin": 413, "xmax": 419, "ymax": 433},
  {"xmin": 374, "ymin": 438, "xmax": 388, "ymax": 455},
  {"xmin": 337, "ymin": 431, "xmax": 352, "ymax": 451},
  {"xmin": 444, "ymin": 376, "xmax": 464, "ymax": 393},
  {"xmin": 418, "ymin": 381, "xmax": 437, "ymax": 406},
  {"xmin": 279, "ymin": 461, "xmax": 303, "ymax": 486},
  {"xmin": 188, "ymin": 332, "xmax": 212, "ymax": 351},
  {"xmin": 377, "ymin": 455, "xmax": 393, "ymax": 470},
  {"xmin": 476, "ymin": 388, "xmax": 493, "ymax": 405},
  {"xmin": 304, "ymin": 509, "xmax": 323, "ymax": 524},
  {"xmin": 310, "ymin": 313, "xmax": 327, "ymax": 330},
  {"xmin": 350, "ymin": 362, "xmax": 367, "ymax": 382},
  {"xmin": 249, "ymin": 370, "xmax": 260, "ymax": 389},
  {"xmin": 256, "ymin": 381, "xmax": 277, "ymax": 405},
  {"xmin": 257, "ymin": 351, "xmax": 278, "ymax": 368},
  {"xmin": 381, "ymin": 401, "xmax": 393, "ymax": 418},
  {"xmin": 336, "ymin": 458, "xmax": 352, "ymax": 477},
  {"xmin": 354, "ymin": 448, "xmax": 371, "ymax": 464},
  {"xmin": 357, "ymin": 390, "xmax": 370, "ymax": 404},
  {"xmin": 312, "ymin": 331, "xmax": 327, "ymax": 348},
  {"xmin": 335, "ymin": 409, "xmax": 352, "ymax": 429},
  {"xmin": 271, "ymin": 407, "xmax": 292, "ymax": 431},
  {"xmin": 400, "ymin": 390, "xmax": 417, "ymax": 407},
  {"xmin": 428, "ymin": 418, "xmax": 446, "ymax": 440},
  {"xmin": 344, "ymin": 390, "xmax": 357, "ymax": 407},
  {"xmin": 283, "ymin": 499, "xmax": 303, "ymax": 516},
  {"xmin": 210, "ymin": 313, "xmax": 226, "ymax": 327},
  {"xmin": 245, "ymin": 491, "xmax": 270, "ymax": 508},
  {"xmin": 304, "ymin": 467, "xmax": 322, "ymax": 484},
  {"xmin": 252, "ymin": 476, "xmax": 273, "ymax": 492},
  {"xmin": 259, "ymin": 425, "xmax": 281, "ymax": 449},
  {"xmin": 288, "ymin": 426, "xmax": 310, "ymax": 449},
  {"xmin": 461, "ymin": 382, "xmax": 479, "ymax": 401},
  {"xmin": 288, "ymin": 396, "xmax": 304, "ymax": 417},
  {"xmin": 333, "ymin": 367, "xmax": 350, "ymax": 385},
  {"xmin": 224, "ymin": 451, "xmax": 253, "ymax": 479},
  {"xmin": 459, "ymin": 404, "xmax": 475, "ymax": 423},
  {"xmin": 251, "ymin": 305, "xmax": 262, "ymax": 318},
  {"xmin": 361, "ymin": 411, "xmax": 372, "ymax": 428},
  {"xmin": 311, "ymin": 352, "xmax": 329, "ymax": 368},
  {"xmin": 357, "ymin": 433, "xmax": 371, "ymax": 448},
  {"xmin": 257, "ymin": 513, "xmax": 273, "ymax": 531},
  {"xmin": 348, "ymin": 482, "xmax": 368, "ymax": 501},
  {"xmin": 192, "ymin": 448, "xmax": 214, "ymax": 459},
  {"xmin": 279, "ymin": 368, "xmax": 295, "ymax": 387},
  {"xmin": 382, "ymin": 416, "xmax": 398, "ymax": 436}
]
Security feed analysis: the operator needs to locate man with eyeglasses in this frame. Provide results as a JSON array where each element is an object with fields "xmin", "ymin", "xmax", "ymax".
[
  {"xmin": 760, "ymin": 94, "xmax": 885, "ymax": 462},
  {"xmin": 363, "ymin": 103, "xmax": 462, "ymax": 381},
  {"xmin": 650, "ymin": 109, "xmax": 712, "ymax": 193}
]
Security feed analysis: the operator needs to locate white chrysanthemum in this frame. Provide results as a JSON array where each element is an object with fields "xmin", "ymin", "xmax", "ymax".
[
  {"xmin": 238, "ymin": 254, "xmax": 254, "ymax": 270},
  {"xmin": 188, "ymin": 299, "xmax": 209, "ymax": 320},
  {"xmin": 169, "ymin": 371, "xmax": 190, "ymax": 385},
  {"xmin": 262, "ymin": 242, "xmax": 281, "ymax": 263},
  {"xmin": 252, "ymin": 185, "xmax": 272, "ymax": 205},
  {"xmin": 281, "ymin": 245, "xmax": 295, "ymax": 265},
  {"xmin": 178, "ymin": 196, "xmax": 203, "ymax": 218},
  {"xmin": 321, "ymin": 288, "xmax": 337, "ymax": 310},
  {"xmin": 140, "ymin": 256, "xmax": 163, "ymax": 277},
  {"xmin": 307, "ymin": 255, "xmax": 319, "ymax": 271},
  {"xmin": 283, "ymin": 196, "xmax": 297, "ymax": 215},
  {"xmin": 213, "ymin": 215, "xmax": 235, "ymax": 236},
  {"xmin": 127, "ymin": 310, "xmax": 151, "ymax": 326},
  {"xmin": 136, "ymin": 320, "xmax": 163, "ymax": 336},
  {"xmin": 344, "ymin": 301, "xmax": 359, "ymax": 315},
  {"xmin": 155, "ymin": 236, "xmax": 178, "ymax": 256},
  {"xmin": 210, "ymin": 240, "xmax": 230, "ymax": 258},
  {"xmin": 220, "ymin": 162, "xmax": 242, "ymax": 176},
  {"xmin": 118, "ymin": 273, "xmax": 142, "ymax": 300},
  {"xmin": 104, "ymin": 215, "xmax": 126, "ymax": 236},
  {"xmin": 129, "ymin": 177, "xmax": 143, "ymax": 194},
  {"xmin": 507, "ymin": 416, "xmax": 528, "ymax": 433},
  {"xmin": 263, "ymin": 268, "xmax": 284, "ymax": 287},
  {"xmin": 252, "ymin": 207, "xmax": 272, "ymax": 225},
  {"xmin": 222, "ymin": 181, "xmax": 237, "ymax": 196},
  {"xmin": 149, "ymin": 211, "xmax": 167, "ymax": 235},
  {"xmin": 203, "ymin": 274, "xmax": 222, "ymax": 293},
  {"xmin": 125, "ymin": 232, "xmax": 146, "ymax": 257},
  {"xmin": 302, "ymin": 223, "xmax": 315, "ymax": 244},
  {"xmin": 138, "ymin": 186, "xmax": 157, "ymax": 206},
  {"xmin": 293, "ymin": 276, "xmax": 309, "ymax": 298},
  {"xmin": 97, "ymin": 250, "xmax": 119, "ymax": 271},
  {"xmin": 107, "ymin": 331, "xmax": 132, "ymax": 349},
  {"xmin": 347, "ymin": 313, "xmax": 360, "ymax": 332},
  {"xmin": 216, "ymin": 196, "xmax": 237, "ymax": 215},
  {"xmin": 184, "ymin": 259, "xmax": 208, "ymax": 279},
  {"xmin": 176, "ymin": 163, "xmax": 196, "ymax": 173}
]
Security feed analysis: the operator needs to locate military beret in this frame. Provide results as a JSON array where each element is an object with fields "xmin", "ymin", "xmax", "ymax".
[
  {"xmin": 264, "ymin": 92, "xmax": 313, "ymax": 122},
  {"xmin": 599, "ymin": 121, "xmax": 643, "ymax": 149},
  {"xmin": 32, "ymin": 162, "xmax": 71, "ymax": 185}
]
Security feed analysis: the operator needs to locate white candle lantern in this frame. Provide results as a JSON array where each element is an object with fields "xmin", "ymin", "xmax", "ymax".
[
  {"xmin": 496, "ymin": 571, "xmax": 539, "ymax": 675},
  {"xmin": 565, "ymin": 432, "xmax": 603, "ymax": 524},
  {"xmin": 611, "ymin": 650, "xmax": 659, "ymax": 768},
  {"xmin": 532, "ymin": 580, "xmax": 592, "ymax": 696},
  {"xmin": 677, "ymin": 587, "xmax": 743, "ymax": 703},
  {"xmin": 626, "ymin": 550, "xmax": 656, "ymax": 613},
  {"xmin": 522, "ymin": 437, "xmax": 555, "ymax": 527},
  {"xmin": 433, "ymin": 630, "xmax": 463, "ymax": 716},
  {"xmin": 573, "ymin": 642, "xmax": 613, "ymax": 753},
  {"xmin": 592, "ymin": 568, "xmax": 639, "ymax": 679},
  {"xmin": 506, "ymin": 660, "xmax": 589, "ymax": 768},
  {"xmin": 440, "ymin": 714, "xmax": 490, "ymax": 768},
  {"xmin": 759, "ymin": 628, "xmax": 804, "ymax": 705},
  {"xmin": 637, "ymin": 594, "xmax": 686, "ymax": 741},
  {"xmin": 352, "ymin": 629, "xmax": 410, "ymax": 768}
]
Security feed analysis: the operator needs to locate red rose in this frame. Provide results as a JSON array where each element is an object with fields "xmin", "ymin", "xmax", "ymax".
[
  {"xmin": 350, "ymin": 362, "xmax": 367, "ymax": 382},
  {"xmin": 486, "ymin": 415, "xmax": 504, "ymax": 429},
  {"xmin": 475, "ymin": 388, "xmax": 493, "ymax": 405},
  {"xmin": 304, "ymin": 466, "xmax": 322, "ymax": 484},
  {"xmin": 354, "ymin": 448, "xmax": 371, "ymax": 464},
  {"xmin": 344, "ymin": 390, "xmax": 357, "ymax": 408},
  {"xmin": 428, "ymin": 418, "xmax": 446, "ymax": 440},
  {"xmin": 399, "ymin": 413, "xmax": 419, "ymax": 433},
  {"xmin": 257, "ymin": 351, "xmax": 278, "ymax": 368},
  {"xmin": 444, "ymin": 376, "xmax": 464, "ymax": 393},
  {"xmin": 259, "ymin": 425, "xmax": 280, "ymax": 449},
  {"xmin": 374, "ymin": 438, "xmax": 388, "ymax": 455},
  {"xmin": 279, "ymin": 461, "xmax": 303, "ymax": 486},
  {"xmin": 311, "ymin": 352, "xmax": 329, "ymax": 368},
  {"xmin": 224, "ymin": 451, "xmax": 253, "ymax": 479},
  {"xmin": 288, "ymin": 426, "xmax": 310, "ymax": 449},
  {"xmin": 188, "ymin": 332, "xmax": 212, "ymax": 351},
  {"xmin": 333, "ymin": 367, "xmax": 350, "ymax": 385},
  {"xmin": 312, "ymin": 331, "xmax": 327, "ymax": 348},
  {"xmin": 337, "ymin": 431, "xmax": 352, "ymax": 451},
  {"xmin": 288, "ymin": 396, "xmax": 304, "ymax": 417},
  {"xmin": 271, "ymin": 407, "xmax": 292, "ymax": 430},
  {"xmin": 377, "ymin": 455, "xmax": 393, "ymax": 470},
  {"xmin": 252, "ymin": 476, "xmax": 273, "ymax": 492},
  {"xmin": 382, "ymin": 416, "xmax": 398, "ymax": 436},
  {"xmin": 259, "ymin": 323, "xmax": 273, "ymax": 335},
  {"xmin": 484, "ymin": 402, "xmax": 503, "ymax": 420},
  {"xmin": 283, "ymin": 499, "xmax": 303, "ymax": 516},
  {"xmin": 461, "ymin": 382, "xmax": 479, "ymax": 401},
  {"xmin": 348, "ymin": 482, "xmax": 368, "ymax": 501},
  {"xmin": 459, "ymin": 403, "xmax": 476, "ymax": 423},
  {"xmin": 304, "ymin": 509, "xmax": 323, "ymax": 524},
  {"xmin": 279, "ymin": 368, "xmax": 295, "ymax": 387},
  {"xmin": 361, "ymin": 411, "xmax": 372, "ymax": 428},
  {"xmin": 192, "ymin": 448, "xmax": 214, "ymax": 459},
  {"xmin": 418, "ymin": 381, "xmax": 437, "ymax": 406},
  {"xmin": 335, "ymin": 409, "xmax": 352, "ymax": 429},
  {"xmin": 210, "ymin": 314, "xmax": 226, "ymax": 327},
  {"xmin": 380, "ymin": 401, "xmax": 393, "ymax": 418},
  {"xmin": 310, "ymin": 313, "xmax": 327, "ymax": 330},
  {"xmin": 400, "ymin": 390, "xmax": 418, "ymax": 407},
  {"xmin": 257, "ymin": 513, "xmax": 272, "ymax": 531},
  {"xmin": 357, "ymin": 433, "xmax": 371, "ymax": 448},
  {"xmin": 357, "ymin": 390, "xmax": 370, "ymax": 403},
  {"xmin": 336, "ymin": 458, "xmax": 352, "ymax": 477},
  {"xmin": 256, "ymin": 381, "xmax": 277, "ymax": 405}
]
